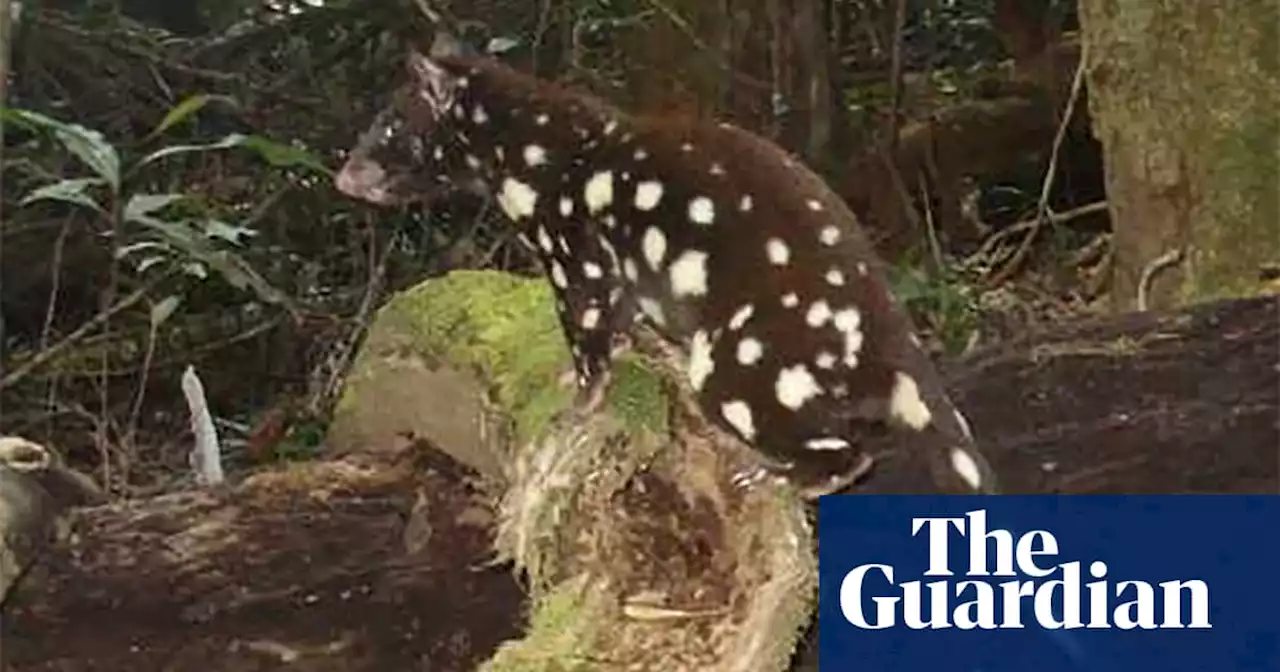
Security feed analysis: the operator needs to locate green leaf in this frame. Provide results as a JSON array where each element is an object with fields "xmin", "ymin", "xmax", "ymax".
[
  {"xmin": 137, "ymin": 134, "xmax": 245, "ymax": 166},
  {"xmin": 124, "ymin": 193, "xmax": 186, "ymax": 223},
  {"xmin": 182, "ymin": 261, "xmax": 209, "ymax": 279},
  {"xmin": 232, "ymin": 134, "xmax": 332, "ymax": 175},
  {"xmin": 138, "ymin": 133, "xmax": 331, "ymax": 176},
  {"xmin": 137, "ymin": 255, "xmax": 171, "ymax": 274},
  {"xmin": 0, "ymin": 108, "xmax": 121, "ymax": 191},
  {"xmin": 200, "ymin": 219, "xmax": 257, "ymax": 245},
  {"xmin": 151, "ymin": 295, "xmax": 182, "ymax": 327},
  {"xmin": 146, "ymin": 94, "xmax": 232, "ymax": 140},
  {"xmin": 19, "ymin": 178, "xmax": 105, "ymax": 212},
  {"xmin": 115, "ymin": 240, "xmax": 173, "ymax": 259}
]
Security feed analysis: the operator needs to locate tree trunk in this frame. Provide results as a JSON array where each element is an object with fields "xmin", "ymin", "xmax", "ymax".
[
  {"xmin": 1078, "ymin": 0, "xmax": 1280, "ymax": 312},
  {"xmin": 3, "ymin": 271, "xmax": 1276, "ymax": 672}
]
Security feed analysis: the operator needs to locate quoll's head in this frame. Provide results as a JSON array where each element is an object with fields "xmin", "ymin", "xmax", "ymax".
[{"xmin": 334, "ymin": 37, "xmax": 477, "ymax": 207}]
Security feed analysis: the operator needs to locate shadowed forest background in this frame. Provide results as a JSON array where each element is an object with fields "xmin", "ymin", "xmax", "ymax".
[{"xmin": 0, "ymin": 0, "xmax": 1276, "ymax": 670}]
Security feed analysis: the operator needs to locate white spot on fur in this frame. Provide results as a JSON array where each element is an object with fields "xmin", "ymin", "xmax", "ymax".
[
  {"xmin": 584, "ymin": 171, "xmax": 614, "ymax": 214},
  {"xmin": 550, "ymin": 260, "xmax": 568, "ymax": 289},
  {"xmin": 765, "ymin": 238, "xmax": 790, "ymax": 266},
  {"xmin": 536, "ymin": 226, "xmax": 553, "ymax": 253},
  {"xmin": 739, "ymin": 195, "xmax": 753, "ymax": 211},
  {"xmin": 523, "ymin": 144, "xmax": 547, "ymax": 166},
  {"xmin": 583, "ymin": 261, "xmax": 603, "ymax": 279},
  {"xmin": 603, "ymin": 119, "xmax": 619, "ymax": 135},
  {"xmin": 736, "ymin": 337, "xmax": 763, "ymax": 365},
  {"xmin": 889, "ymin": 372, "xmax": 932, "ymax": 430},
  {"xmin": 497, "ymin": 178, "xmax": 538, "ymax": 221},
  {"xmin": 559, "ymin": 197, "xmax": 574, "ymax": 217},
  {"xmin": 581, "ymin": 307, "xmax": 601, "ymax": 330},
  {"xmin": 806, "ymin": 437, "xmax": 849, "ymax": 451},
  {"xmin": 688, "ymin": 197, "xmax": 716, "ymax": 225},
  {"xmin": 472, "ymin": 105, "xmax": 488, "ymax": 124},
  {"xmin": 638, "ymin": 296, "xmax": 666, "ymax": 326},
  {"xmin": 635, "ymin": 181, "xmax": 664, "ymax": 211},
  {"xmin": 775, "ymin": 364, "xmax": 821, "ymax": 410},
  {"xmin": 954, "ymin": 409, "xmax": 974, "ymax": 441},
  {"xmin": 669, "ymin": 249, "xmax": 710, "ymax": 297},
  {"xmin": 728, "ymin": 304, "xmax": 754, "ymax": 330},
  {"xmin": 825, "ymin": 269, "xmax": 845, "ymax": 286},
  {"xmin": 710, "ymin": 163, "xmax": 725, "ymax": 175},
  {"xmin": 721, "ymin": 400, "xmax": 756, "ymax": 440},
  {"xmin": 781, "ymin": 293, "xmax": 799, "ymax": 308},
  {"xmin": 950, "ymin": 447, "xmax": 984, "ymax": 490},
  {"xmin": 833, "ymin": 308, "xmax": 863, "ymax": 365},
  {"xmin": 623, "ymin": 258, "xmax": 639, "ymax": 282},
  {"xmin": 815, "ymin": 352, "xmax": 836, "ymax": 369},
  {"xmin": 856, "ymin": 262, "xmax": 869, "ymax": 275},
  {"xmin": 820, "ymin": 225, "xmax": 841, "ymax": 246},
  {"xmin": 535, "ymin": 113, "xmax": 550, "ymax": 125},
  {"xmin": 642, "ymin": 227, "xmax": 667, "ymax": 270},
  {"xmin": 806, "ymin": 300, "xmax": 832, "ymax": 327},
  {"xmin": 806, "ymin": 199, "xmax": 823, "ymax": 211},
  {"xmin": 688, "ymin": 330, "xmax": 715, "ymax": 391},
  {"xmin": 634, "ymin": 148, "xmax": 649, "ymax": 161}
]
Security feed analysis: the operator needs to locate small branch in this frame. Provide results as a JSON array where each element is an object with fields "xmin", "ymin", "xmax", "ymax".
[
  {"xmin": 1137, "ymin": 248, "xmax": 1184, "ymax": 311},
  {"xmin": 885, "ymin": 0, "xmax": 908, "ymax": 156},
  {"xmin": 985, "ymin": 40, "xmax": 1090, "ymax": 287},
  {"xmin": 0, "ymin": 274, "xmax": 171, "ymax": 391},
  {"xmin": 974, "ymin": 200, "xmax": 1109, "ymax": 260}
]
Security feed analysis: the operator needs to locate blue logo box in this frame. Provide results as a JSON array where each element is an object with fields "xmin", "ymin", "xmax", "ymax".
[{"xmin": 817, "ymin": 495, "xmax": 1280, "ymax": 671}]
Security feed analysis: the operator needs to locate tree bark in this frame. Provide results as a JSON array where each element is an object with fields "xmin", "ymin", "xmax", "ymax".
[
  {"xmin": 1078, "ymin": 0, "xmax": 1280, "ymax": 312},
  {"xmin": 2, "ymin": 272, "xmax": 1276, "ymax": 672}
]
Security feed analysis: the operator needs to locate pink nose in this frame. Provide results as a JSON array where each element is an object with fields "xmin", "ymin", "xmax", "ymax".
[{"xmin": 335, "ymin": 158, "xmax": 386, "ymax": 201}]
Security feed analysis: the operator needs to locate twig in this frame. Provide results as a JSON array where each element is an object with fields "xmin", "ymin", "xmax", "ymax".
[
  {"xmin": 974, "ymin": 200, "xmax": 1110, "ymax": 260},
  {"xmin": 0, "ymin": 0, "xmax": 13, "ymax": 429},
  {"xmin": 0, "ymin": 274, "xmax": 170, "ymax": 391},
  {"xmin": 885, "ymin": 0, "xmax": 908, "ymax": 156},
  {"xmin": 1137, "ymin": 248, "xmax": 1184, "ymax": 311},
  {"xmin": 125, "ymin": 305, "xmax": 162, "ymax": 449},
  {"xmin": 182, "ymin": 365, "xmax": 224, "ymax": 487},
  {"xmin": 985, "ymin": 40, "xmax": 1090, "ymax": 287}
]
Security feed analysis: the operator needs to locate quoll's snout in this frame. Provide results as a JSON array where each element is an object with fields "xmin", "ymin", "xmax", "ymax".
[{"xmin": 335, "ymin": 157, "xmax": 389, "ymax": 203}]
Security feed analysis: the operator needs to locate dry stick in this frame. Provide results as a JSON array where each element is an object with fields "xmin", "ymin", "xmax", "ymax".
[
  {"xmin": 41, "ymin": 220, "xmax": 73, "ymax": 439},
  {"xmin": 182, "ymin": 364, "xmax": 223, "ymax": 487},
  {"xmin": 0, "ymin": 0, "xmax": 13, "ymax": 433},
  {"xmin": 1136, "ymin": 248, "xmax": 1184, "ymax": 311},
  {"xmin": 985, "ymin": 40, "xmax": 1091, "ymax": 288},
  {"xmin": 0, "ymin": 275, "xmax": 170, "ymax": 391},
  {"xmin": 973, "ymin": 200, "xmax": 1110, "ymax": 261},
  {"xmin": 885, "ymin": 0, "xmax": 908, "ymax": 157}
]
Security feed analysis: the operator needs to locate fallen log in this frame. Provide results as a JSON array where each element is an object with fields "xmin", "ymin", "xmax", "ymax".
[{"xmin": 1, "ymin": 272, "xmax": 1274, "ymax": 671}]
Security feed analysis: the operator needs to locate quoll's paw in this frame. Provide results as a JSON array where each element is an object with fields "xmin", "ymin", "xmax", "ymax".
[
  {"xmin": 730, "ymin": 465, "xmax": 776, "ymax": 491},
  {"xmin": 792, "ymin": 453, "xmax": 874, "ymax": 500}
]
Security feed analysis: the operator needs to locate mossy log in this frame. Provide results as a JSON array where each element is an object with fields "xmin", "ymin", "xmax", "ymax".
[{"xmin": 1, "ymin": 272, "xmax": 1275, "ymax": 672}]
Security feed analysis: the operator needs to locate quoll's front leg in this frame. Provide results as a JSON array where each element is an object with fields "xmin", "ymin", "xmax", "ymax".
[{"xmin": 537, "ymin": 232, "xmax": 637, "ymax": 424}]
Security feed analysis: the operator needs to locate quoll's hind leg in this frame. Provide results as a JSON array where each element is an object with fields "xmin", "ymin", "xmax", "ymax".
[{"xmin": 771, "ymin": 448, "xmax": 876, "ymax": 500}]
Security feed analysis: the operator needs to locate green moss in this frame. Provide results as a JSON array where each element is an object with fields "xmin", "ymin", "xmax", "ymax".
[
  {"xmin": 378, "ymin": 269, "xmax": 573, "ymax": 442},
  {"xmin": 480, "ymin": 575, "xmax": 606, "ymax": 672},
  {"xmin": 603, "ymin": 353, "xmax": 670, "ymax": 438}
]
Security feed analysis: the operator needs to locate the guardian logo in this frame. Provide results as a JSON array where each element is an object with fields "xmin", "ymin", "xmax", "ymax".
[{"xmin": 840, "ymin": 509, "xmax": 1212, "ymax": 631}]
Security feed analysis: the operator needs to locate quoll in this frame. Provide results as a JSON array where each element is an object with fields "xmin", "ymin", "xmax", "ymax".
[{"xmin": 334, "ymin": 34, "xmax": 1001, "ymax": 498}]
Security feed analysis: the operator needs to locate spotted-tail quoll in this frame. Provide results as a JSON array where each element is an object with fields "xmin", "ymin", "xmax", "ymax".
[{"xmin": 334, "ymin": 33, "xmax": 1001, "ymax": 499}]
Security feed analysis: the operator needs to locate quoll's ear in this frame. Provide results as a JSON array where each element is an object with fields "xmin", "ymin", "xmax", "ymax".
[{"xmin": 406, "ymin": 50, "xmax": 458, "ymax": 117}]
